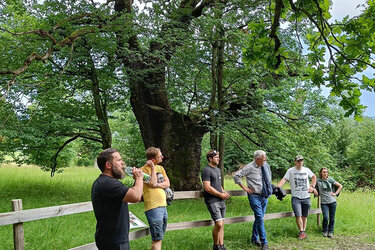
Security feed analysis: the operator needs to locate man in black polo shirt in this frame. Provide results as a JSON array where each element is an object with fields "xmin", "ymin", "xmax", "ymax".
[
  {"xmin": 201, "ymin": 149, "xmax": 230, "ymax": 250},
  {"xmin": 91, "ymin": 148, "xmax": 143, "ymax": 250}
]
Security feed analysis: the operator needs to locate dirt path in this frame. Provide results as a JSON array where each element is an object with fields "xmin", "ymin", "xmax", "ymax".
[{"xmin": 271, "ymin": 234, "xmax": 375, "ymax": 249}]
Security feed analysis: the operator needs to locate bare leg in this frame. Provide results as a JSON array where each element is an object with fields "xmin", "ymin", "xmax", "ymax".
[
  {"xmin": 213, "ymin": 220, "xmax": 224, "ymax": 245},
  {"xmin": 301, "ymin": 216, "xmax": 307, "ymax": 231},
  {"xmin": 151, "ymin": 240, "xmax": 162, "ymax": 250},
  {"xmin": 295, "ymin": 216, "xmax": 304, "ymax": 232}
]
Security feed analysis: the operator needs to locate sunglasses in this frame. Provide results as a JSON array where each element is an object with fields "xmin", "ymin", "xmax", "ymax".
[{"xmin": 209, "ymin": 150, "xmax": 218, "ymax": 159}]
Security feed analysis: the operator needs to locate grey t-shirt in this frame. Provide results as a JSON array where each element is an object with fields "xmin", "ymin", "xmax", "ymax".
[
  {"xmin": 317, "ymin": 177, "xmax": 337, "ymax": 204},
  {"xmin": 201, "ymin": 165, "xmax": 223, "ymax": 204},
  {"xmin": 283, "ymin": 166, "xmax": 314, "ymax": 199}
]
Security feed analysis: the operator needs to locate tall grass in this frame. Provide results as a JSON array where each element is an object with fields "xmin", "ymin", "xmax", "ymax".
[{"xmin": 1, "ymin": 165, "xmax": 375, "ymax": 249}]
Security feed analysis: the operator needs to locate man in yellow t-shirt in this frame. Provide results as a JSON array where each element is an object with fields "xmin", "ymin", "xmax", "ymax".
[{"xmin": 141, "ymin": 147, "xmax": 170, "ymax": 250}]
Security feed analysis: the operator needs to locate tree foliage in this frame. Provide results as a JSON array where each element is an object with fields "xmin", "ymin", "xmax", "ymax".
[{"xmin": 0, "ymin": 0, "xmax": 374, "ymax": 189}]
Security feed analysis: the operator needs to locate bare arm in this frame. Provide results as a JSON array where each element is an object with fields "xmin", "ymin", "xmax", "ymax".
[
  {"xmin": 277, "ymin": 178, "xmax": 287, "ymax": 187},
  {"xmin": 309, "ymin": 174, "xmax": 318, "ymax": 195},
  {"xmin": 123, "ymin": 167, "xmax": 143, "ymax": 203},
  {"xmin": 203, "ymin": 181, "xmax": 229, "ymax": 200},
  {"xmin": 145, "ymin": 160, "xmax": 158, "ymax": 188},
  {"xmin": 157, "ymin": 173, "xmax": 170, "ymax": 189},
  {"xmin": 332, "ymin": 182, "xmax": 343, "ymax": 196}
]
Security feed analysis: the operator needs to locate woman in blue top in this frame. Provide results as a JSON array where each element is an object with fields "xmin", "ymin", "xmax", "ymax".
[{"xmin": 316, "ymin": 168, "xmax": 343, "ymax": 238}]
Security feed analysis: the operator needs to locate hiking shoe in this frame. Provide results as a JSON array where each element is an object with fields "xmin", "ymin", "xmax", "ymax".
[
  {"xmin": 297, "ymin": 231, "xmax": 307, "ymax": 240},
  {"xmin": 303, "ymin": 232, "xmax": 309, "ymax": 239},
  {"xmin": 328, "ymin": 232, "xmax": 334, "ymax": 238},
  {"xmin": 322, "ymin": 231, "xmax": 328, "ymax": 237},
  {"xmin": 251, "ymin": 239, "xmax": 262, "ymax": 246},
  {"xmin": 219, "ymin": 245, "xmax": 226, "ymax": 250},
  {"xmin": 261, "ymin": 244, "xmax": 269, "ymax": 250}
]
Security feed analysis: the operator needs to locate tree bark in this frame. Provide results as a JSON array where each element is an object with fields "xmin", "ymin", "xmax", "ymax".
[
  {"xmin": 127, "ymin": 62, "xmax": 207, "ymax": 190},
  {"xmin": 114, "ymin": 0, "xmax": 212, "ymax": 190}
]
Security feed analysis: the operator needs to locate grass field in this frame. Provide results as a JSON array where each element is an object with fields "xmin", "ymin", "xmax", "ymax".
[{"xmin": 1, "ymin": 165, "xmax": 375, "ymax": 249}]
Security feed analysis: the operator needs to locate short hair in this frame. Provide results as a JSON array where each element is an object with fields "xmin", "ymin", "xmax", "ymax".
[
  {"xmin": 319, "ymin": 167, "xmax": 328, "ymax": 179},
  {"xmin": 206, "ymin": 149, "xmax": 218, "ymax": 161},
  {"xmin": 146, "ymin": 147, "xmax": 161, "ymax": 160},
  {"xmin": 96, "ymin": 148, "xmax": 118, "ymax": 172},
  {"xmin": 254, "ymin": 150, "xmax": 266, "ymax": 160}
]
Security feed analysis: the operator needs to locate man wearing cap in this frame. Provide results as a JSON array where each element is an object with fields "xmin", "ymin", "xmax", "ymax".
[
  {"xmin": 277, "ymin": 155, "xmax": 318, "ymax": 240},
  {"xmin": 201, "ymin": 149, "xmax": 230, "ymax": 250},
  {"xmin": 233, "ymin": 150, "xmax": 272, "ymax": 250}
]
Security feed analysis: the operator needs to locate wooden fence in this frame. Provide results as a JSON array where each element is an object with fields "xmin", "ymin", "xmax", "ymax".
[{"xmin": 0, "ymin": 190, "xmax": 321, "ymax": 250}]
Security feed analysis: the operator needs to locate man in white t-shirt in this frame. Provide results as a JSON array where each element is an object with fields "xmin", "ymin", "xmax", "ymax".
[{"xmin": 277, "ymin": 155, "xmax": 318, "ymax": 240}]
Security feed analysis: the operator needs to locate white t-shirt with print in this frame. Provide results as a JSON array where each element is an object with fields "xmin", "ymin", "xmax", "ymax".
[{"xmin": 283, "ymin": 166, "xmax": 314, "ymax": 199}]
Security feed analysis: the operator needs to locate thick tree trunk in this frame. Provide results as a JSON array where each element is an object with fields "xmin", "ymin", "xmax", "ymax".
[
  {"xmin": 114, "ymin": 0, "xmax": 211, "ymax": 190},
  {"xmin": 128, "ymin": 63, "xmax": 207, "ymax": 190}
]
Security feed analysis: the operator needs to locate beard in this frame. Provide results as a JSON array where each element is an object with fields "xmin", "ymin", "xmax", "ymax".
[{"xmin": 112, "ymin": 166, "xmax": 125, "ymax": 179}]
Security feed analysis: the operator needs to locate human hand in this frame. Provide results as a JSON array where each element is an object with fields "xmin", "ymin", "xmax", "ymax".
[
  {"xmin": 146, "ymin": 160, "xmax": 154, "ymax": 168},
  {"xmin": 330, "ymin": 192, "xmax": 337, "ymax": 197},
  {"xmin": 308, "ymin": 187, "xmax": 315, "ymax": 193},
  {"xmin": 220, "ymin": 192, "xmax": 230, "ymax": 200},
  {"xmin": 313, "ymin": 188, "xmax": 318, "ymax": 196},
  {"xmin": 132, "ymin": 167, "xmax": 143, "ymax": 180},
  {"xmin": 244, "ymin": 187, "xmax": 254, "ymax": 194}
]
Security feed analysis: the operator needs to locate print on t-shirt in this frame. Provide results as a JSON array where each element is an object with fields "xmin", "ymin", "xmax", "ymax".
[{"xmin": 294, "ymin": 172, "xmax": 308, "ymax": 192}]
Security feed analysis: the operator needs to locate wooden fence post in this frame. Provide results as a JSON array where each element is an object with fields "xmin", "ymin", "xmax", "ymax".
[
  {"xmin": 317, "ymin": 196, "xmax": 321, "ymax": 227},
  {"xmin": 12, "ymin": 199, "xmax": 24, "ymax": 250}
]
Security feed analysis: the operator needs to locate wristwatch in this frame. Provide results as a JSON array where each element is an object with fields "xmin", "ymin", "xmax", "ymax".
[{"xmin": 311, "ymin": 185, "xmax": 316, "ymax": 188}]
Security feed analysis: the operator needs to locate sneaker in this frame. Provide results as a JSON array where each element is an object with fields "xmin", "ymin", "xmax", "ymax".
[
  {"xmin": 328, "ymin": 232, "xmax": 334, "ymax": 238},
  {"xmin": 297, "ymin": 231, "xmax": 307, "ymax": 240},
  {"xmin": 261, "ymin": 244, "xmax": 269, "ymax": 250},
  {"xmin": 251, "ymin": 239, "xmax": 262, "ymax": 246},
  {"xmin": 219, "ymin": 245, "xmax": 227, "ymax": 250},
  {"xmin": 303, "ymin": 231, "xmax": 309, "ymax": 239},
  {"xmin": 322, "ymin": 231, "xmax": 328, "ymax": 237}
]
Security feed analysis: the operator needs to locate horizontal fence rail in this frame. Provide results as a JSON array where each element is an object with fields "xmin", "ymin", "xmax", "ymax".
[
  {"xmin": 0, "ymin": 189, "xmax": 321, "ymax": 250},
  {"xmin": 0, "ymin": 190, "xmax": 290, "ymax": 226}
]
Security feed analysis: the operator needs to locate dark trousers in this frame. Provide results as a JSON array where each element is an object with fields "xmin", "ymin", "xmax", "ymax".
[{"xmin": 321, "ymin": 202, "xmax": 337, "ymax": 233}]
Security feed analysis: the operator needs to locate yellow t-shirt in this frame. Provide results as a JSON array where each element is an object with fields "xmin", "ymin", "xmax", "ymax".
[{"xmin": 140, "ymin": 164, "xmax": 167, "ymax": 211}]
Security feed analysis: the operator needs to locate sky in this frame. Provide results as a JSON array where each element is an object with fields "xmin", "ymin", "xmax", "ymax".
[{"xmin": 329, "ymin": 0, "xmax": 375, "ymax": 117}]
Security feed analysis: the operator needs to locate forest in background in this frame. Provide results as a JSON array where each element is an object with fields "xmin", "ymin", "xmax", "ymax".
[{"xmin": 1, "ymin": 0, "xmax": 375, "ymax": 190}]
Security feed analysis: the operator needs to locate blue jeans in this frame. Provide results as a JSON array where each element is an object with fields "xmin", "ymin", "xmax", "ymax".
[
  {"xmin": 145, "ymin": 207, "xmax": 168, "ymax": 241},
  {"xmin": 321, "ymin": 202, "xmax": 337, "ymax": 233},
  {"xmin": 248, "ymin": 194, "xmax": 268, "ymax": 244}
]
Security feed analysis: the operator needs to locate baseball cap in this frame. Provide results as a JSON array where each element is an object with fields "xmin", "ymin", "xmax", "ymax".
[{"xmin": 295, "ymin": 155, "xmax": 304, "ymax": 161}]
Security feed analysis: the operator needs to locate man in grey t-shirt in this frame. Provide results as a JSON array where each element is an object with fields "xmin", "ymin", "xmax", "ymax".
[
  {"xmin": 277, "ymin": 155, "xmax": 318, "ymax": 240},
  {"xmin": 201, "ymin": 149, "xmax": 230, "ymax": 250}
]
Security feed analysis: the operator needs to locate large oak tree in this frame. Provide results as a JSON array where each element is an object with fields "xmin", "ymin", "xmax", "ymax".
[{"xmin": 1, "ymin": 0, "xmax": 374, "ymax": 189}]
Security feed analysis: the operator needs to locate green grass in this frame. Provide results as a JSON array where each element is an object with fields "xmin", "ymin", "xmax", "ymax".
[{"xmin": 1, "ymin": 165, "xmax": 375, "ymax": 249}]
